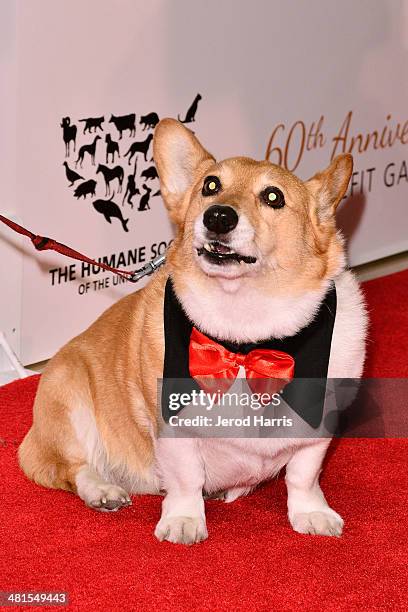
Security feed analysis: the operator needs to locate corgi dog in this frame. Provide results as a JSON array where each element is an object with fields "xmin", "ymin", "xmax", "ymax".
[{"xmin": 19, "ymin": 119, "xmax": 367, "ymax": 544}]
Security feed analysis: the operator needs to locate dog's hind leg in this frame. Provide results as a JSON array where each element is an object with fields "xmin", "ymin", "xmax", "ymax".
[
  {"xmin": 19, "ymin": 390, "xmax": 132, "ymax": 513},
  {"xmin": 69, "ymin": 402, "xmax": 134, "ymax": 511},
  {"xmin": 19, "ymin": 430, "xmax": 131, "ymax": 512}
]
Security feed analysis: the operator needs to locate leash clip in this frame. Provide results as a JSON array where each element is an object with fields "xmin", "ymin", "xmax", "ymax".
[{"xmin": 129, "ymin": 254, "xmax": 166, "ymax": 282}]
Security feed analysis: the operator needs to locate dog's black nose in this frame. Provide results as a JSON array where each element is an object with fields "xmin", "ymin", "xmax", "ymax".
[{"xmin": 203, "ymin": 205, "xmax": 238, "ymax": 234}]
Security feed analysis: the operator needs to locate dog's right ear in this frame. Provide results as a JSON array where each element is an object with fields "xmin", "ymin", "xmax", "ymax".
[{"xmin": 153, "ymin": 119, "xmax": 215, "ymax": 225}]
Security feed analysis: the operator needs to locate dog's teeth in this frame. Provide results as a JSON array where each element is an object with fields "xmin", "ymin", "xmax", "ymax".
[{"xmin": 204, "ymin": 243, "xmax": 212, "ymax": 252}]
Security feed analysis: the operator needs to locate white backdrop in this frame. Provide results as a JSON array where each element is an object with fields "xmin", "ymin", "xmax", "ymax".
[{"xmin": 1, "ymin": 0, "xmax": 407, "ymax": 365}]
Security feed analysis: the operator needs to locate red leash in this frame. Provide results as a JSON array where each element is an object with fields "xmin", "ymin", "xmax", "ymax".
[{"xmin": 0, "ymin": 214, "xmax": 165, "ymax": 282}]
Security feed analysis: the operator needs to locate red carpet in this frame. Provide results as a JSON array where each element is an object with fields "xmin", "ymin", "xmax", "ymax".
[{"xmin": 1, "ymin": 270, "xmax": 407, "ymax": 611}]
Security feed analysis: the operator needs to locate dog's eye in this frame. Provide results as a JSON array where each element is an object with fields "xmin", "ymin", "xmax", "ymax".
[
  {"xmin": 260, "ymin": 186, "xmax": 285, "ymax": 209},
  {"xmin": 202, "ymin": 176, "xmax": 222, "ymax": 196}
]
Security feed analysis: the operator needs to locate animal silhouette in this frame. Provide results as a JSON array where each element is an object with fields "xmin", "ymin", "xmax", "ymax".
[
  {"xmin": 105, "ymin": 134, "xmax": 120, "ymax": 164},
  {"xmin": 96, "ymin": 164, "xmax": 124, "ymax": 196},
  {"xmin": 122, "ymin": 175, "xmax": 140, "ymax": 209},
  {"xmin": 141, "ymin": 166, "xmax": 158, "ymax": 181},
  {"xmin": 125, "ymin": 133, "xmax": 153, "ymax": 164},
  {"xmin": 60, "ymin": 117, "xmax": 77, "ymax": 157},
  {"xmin": 93, "ymin": 195, "xmax": 129, "ymax": 232},
  {"xmin": 138, "ymin": 184, "xmax": 152, "ymax": 211},
  {"xmin": 178, "ymin": 93, "xmax": 202, "ymax": 123},
  {"xmin": 79, "ymin": 116, "xmax": 104, "ymax": 134},
  {"xmin": 139, "ymin": 112, "xmax": 159, "ymax": 130},
  {"xmin": 75, "ymin": 135, "xmax": 101, "ymax": 168},
  {"xmin": 109, "ymin": 113, "xmax": 136, "ymax": 139},
  {"xmin": 63, "ymin": 161, "xmax": 83, "ymax": 186},
  {"xmin": 153, "ymin": 189, "xmax": 161, "ymax": 197},
  {"xmin": 73, "ymin": 179, "xmax": 97, "ymax": 199}
]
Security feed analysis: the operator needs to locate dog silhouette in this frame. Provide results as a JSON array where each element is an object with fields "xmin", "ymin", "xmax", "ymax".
[
  {"xmin": 75, "ymin": 135, "xmax": 101, "ymax": 168},
  {"xmin": 79, "ymin": 116, "xmax": 104, "ymax": 134},
  {"xmin": 178, "ymin": 94, "xmax": 202, "ymax": 123},
  {"xmin": 141, "ymin": 166, "xmax": 158, "ymax": 181},
  {"xmin": 73, "ymin": 179, "xmax": 97, "ymax": 199},
  {"xmin": 139, "ymin": 112, "xmax": 159, "ymax": 130},
  {"xmin": 105, "ymin": 134, "xmax": 120, "ymax": 164},
  {"xmin": 109, "ymin": 113, "xmax": 136, "ymax": 139},
  {"xmin": 122, "ymin": 175, "xmax": 140, "ymax": 209},
  {"xmin": 63, "ymin": 161, "xmax": 83, "ymax": 187},
  {"xmin": 60, "ymin": 117, "xmax": 77, "ymax": 157},
  {"xmin": 93, "ymin": 195, "xmax": 129, "ymax": 232},
  {"xmin": 96, "ymin": 164, "xmax": 124, "ymax": 196},
  {"xmin": 124, "ymin": 134, "xmax": 153, "ymax": 164},
  {"xmin": 138, "ymin": 184, "xmax": 152, "ymax": 211}
]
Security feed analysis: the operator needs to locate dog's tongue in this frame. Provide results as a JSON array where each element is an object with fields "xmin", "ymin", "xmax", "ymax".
[{"xmin": 212, "ymin": 242, "xmax": 231, "ymax": 254}]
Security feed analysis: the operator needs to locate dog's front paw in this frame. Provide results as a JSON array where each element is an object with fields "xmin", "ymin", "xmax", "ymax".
[
  {"xmin": 290, "ymin": 510, "xmax": 343, "ymax": 536},
  {"xmin": 154, "ymin": 516, "xmax": 208, "ymax": 545}
]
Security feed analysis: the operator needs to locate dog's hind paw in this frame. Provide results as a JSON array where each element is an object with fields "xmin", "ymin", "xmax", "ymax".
[
  {"xmin": 86, "ymin": 484, "xmax": 132, "ymax": 513},
  {"xmin": 154, "ymin": 516, "xmax": 208, "ymax": 545},
  {"xmin": 291, "ymin": 510, "xmax": 344, "ymax": 536}
]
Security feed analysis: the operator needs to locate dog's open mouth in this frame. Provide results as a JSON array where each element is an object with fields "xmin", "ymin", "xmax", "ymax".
[{"xmin": 197, "ymin": 241, "xmax": 257, "ymax": 265}]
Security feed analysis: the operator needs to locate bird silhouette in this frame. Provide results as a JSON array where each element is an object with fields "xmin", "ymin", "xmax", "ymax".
[{"xmin": 63, "ymin": 161, "xmax": 84, "ymax": 187}]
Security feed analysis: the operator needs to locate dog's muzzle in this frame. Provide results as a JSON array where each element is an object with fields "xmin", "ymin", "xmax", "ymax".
[{"xmin": 197, "ymin": 205, "xmax": 257, "ymax": 265}]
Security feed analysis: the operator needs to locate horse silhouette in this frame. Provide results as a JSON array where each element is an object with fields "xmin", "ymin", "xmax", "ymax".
[{"xmin": 96, "ymin": 164, "xmax": 124, "ymax": 196}]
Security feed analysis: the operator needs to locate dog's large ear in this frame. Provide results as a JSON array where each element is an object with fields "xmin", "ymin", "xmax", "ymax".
[
  {"xmin": 153, "ymin": 119, "xmax": 215, "ymax": 224},
  {"xmin": 305, "ymin": 154, "xmax": 353, "ymax": 222}
]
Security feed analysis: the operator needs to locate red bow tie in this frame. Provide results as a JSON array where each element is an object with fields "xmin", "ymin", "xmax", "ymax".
[{"xmin": 189, "ymin": 327, "xmax": 295, "ymax": 398}]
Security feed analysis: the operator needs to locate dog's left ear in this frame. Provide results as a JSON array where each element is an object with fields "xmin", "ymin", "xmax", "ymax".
[
  {"xmin": 153, "ymin": 118, "xmax": 215, "ymax": 224},
  {"xmin": 305, "ymin": 154, "xmax": 353, "ymax": 221}
]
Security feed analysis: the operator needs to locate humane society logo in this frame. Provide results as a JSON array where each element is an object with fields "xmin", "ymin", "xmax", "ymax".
[{"xmin": 60, "ymin": 94, "xmax": 202, "ymax": 232}]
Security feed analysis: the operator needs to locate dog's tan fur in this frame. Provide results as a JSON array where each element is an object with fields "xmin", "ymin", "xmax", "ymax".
[{"xmin": 19, "ymin": 119, "xmax": 363, "ymax": 541}]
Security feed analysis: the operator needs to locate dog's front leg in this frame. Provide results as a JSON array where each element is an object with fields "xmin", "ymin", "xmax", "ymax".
[
  {"xmin": 155, "ymin": 438, "xmax": 207, "ymax": 545},
  {"xmin": 285, "ymin": 439, "xmax": 343, "ymax": 536}
]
